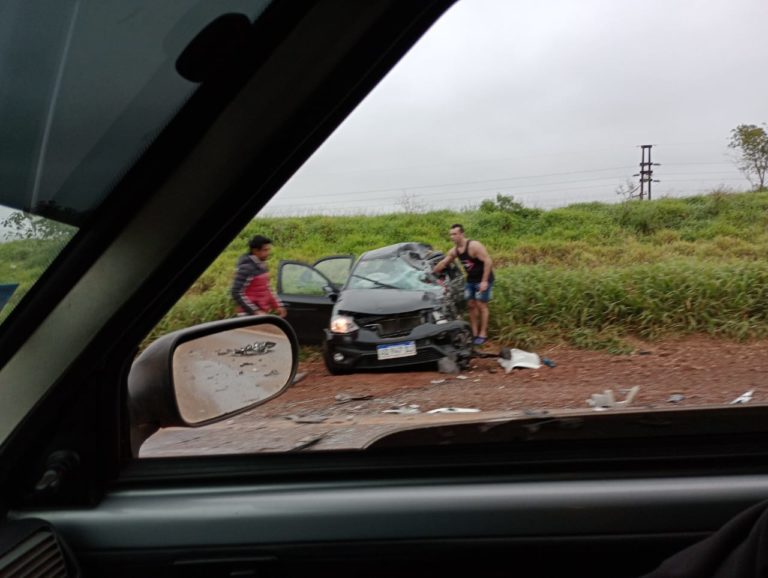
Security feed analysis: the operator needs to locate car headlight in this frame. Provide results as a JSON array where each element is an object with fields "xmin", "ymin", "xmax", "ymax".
[{"xmin": 330, "ymin": 314, "xmax": 359, "ymax": 334}]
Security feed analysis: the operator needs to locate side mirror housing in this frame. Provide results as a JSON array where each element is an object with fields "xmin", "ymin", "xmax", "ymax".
[
  {"xmin": 128, "ymin": 316, "xmax": 298, "ymax": 455},
  {"xmin": 323, "ymin": 284, "xmax": 339, "ymax": 302}
]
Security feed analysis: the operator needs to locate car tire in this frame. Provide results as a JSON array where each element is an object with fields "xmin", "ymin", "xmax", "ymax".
[{"xmin": 323, "ymin": 342, "xmax": 350, "ymax": 375}]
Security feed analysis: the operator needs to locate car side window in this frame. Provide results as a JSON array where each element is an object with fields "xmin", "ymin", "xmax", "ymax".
[
  {"xmin": 280, "ymin": 263, "xmax": 331, "ymax": 296},
  {"xmin": 313, "ymin": 257, "xmax": 352, "ymax": 288}
]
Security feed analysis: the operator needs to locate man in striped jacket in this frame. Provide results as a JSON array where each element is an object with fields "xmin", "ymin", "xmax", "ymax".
[{"xmin": 230, "ymin": 235, "xmax": 286, "ymax": 318}]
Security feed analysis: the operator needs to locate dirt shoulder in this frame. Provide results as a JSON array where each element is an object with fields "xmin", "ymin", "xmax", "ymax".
[{"xmin": 141, "ymin": 335, "xmax": 768, "ymax": 456}]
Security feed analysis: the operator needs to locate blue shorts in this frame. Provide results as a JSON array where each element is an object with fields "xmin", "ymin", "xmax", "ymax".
[{"xmin": 464, "ymin": 280, "xmax": 493, "ymax": 302}]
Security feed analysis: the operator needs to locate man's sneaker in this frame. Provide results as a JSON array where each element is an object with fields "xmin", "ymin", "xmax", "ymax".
[{"xmin": 473, "ymin": 336, "xmax": 487, "ymax": 346}]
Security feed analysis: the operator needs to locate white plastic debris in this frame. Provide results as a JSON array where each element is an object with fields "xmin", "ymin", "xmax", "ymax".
[
  {"xmin": 430, "ymin": 379, "xmax": 447, "ymax": 385},
  {"xmin": 382, "ymin": 405, "xmax": 421, "ymax": 415},
  {"xmin": 497, "ymin": 349, "xmax": 542, "ymax": 373},
  {"xmin": 730, "ymin": 389, "xmax": 754, "ymax": 404},
  {"xmin": 586, "ymin": 386, "xmax": 639, "ymax": 410},
  {"xmin": 456, "ymin": 375, "xmax": 468, "ymax": 380},
  {"xmin": 426, "ymin": 407, "xmax": 481, "ymax": 414}
]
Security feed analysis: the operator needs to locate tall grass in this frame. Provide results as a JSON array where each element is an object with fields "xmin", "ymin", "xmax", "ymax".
[{"xmin": 5, "ymin": 190, "xmax": 768, "ymax": 351}]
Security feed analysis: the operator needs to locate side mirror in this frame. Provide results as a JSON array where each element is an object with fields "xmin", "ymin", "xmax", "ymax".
[
  {"xmin": 323, "ymin": 284, "xmax": 339, "ymax": 302},
  {"xmin": 128, "ymin": 316, "xmax": 298, "ymax": 455}
]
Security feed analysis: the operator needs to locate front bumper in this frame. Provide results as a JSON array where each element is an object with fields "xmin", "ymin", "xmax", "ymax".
[{"xmin": 324, "ymin": 319, "xmax": 471, "ymax": 371}]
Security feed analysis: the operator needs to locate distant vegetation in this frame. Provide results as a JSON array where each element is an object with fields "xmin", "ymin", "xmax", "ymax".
[{"xmin": 4, "ymin": 190, "xmax": 768, "ymax": 353}]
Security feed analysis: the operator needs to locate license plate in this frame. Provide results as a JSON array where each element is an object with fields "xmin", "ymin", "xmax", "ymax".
[{"xmin": 376, "ymin": 341, "xmax": 417, "ymax": 360}]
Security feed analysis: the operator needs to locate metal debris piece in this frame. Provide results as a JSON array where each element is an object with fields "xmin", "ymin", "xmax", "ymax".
[
  {"xmin": 437, "ymin": 356, "xmax": 460, "ymax": 374},
  {"xmin": 382, "ymin": 405, "xmax": 421, "ymax": 415},
  {"xmin": 291, "ymin": 433, "xmax": 327, "ymax": 451},
  {"xmin": 233, "ymin": 341, "xmax": 276, "ymax": 356},
  {"xmin": 456, "ymin": 375, "xmax": 468, "ymax": 380},
  {"xmin": 285, "ymin": 414, "xmax": 328, "ymax": 424},
  {"xmin": 730, "ymin": 390, "xmax": 754, "ymax": 404},
  {"xmin": 335, "ymin": 393, "xmax": 374, "ymax": 403},
  {"xmin": 586, "ymin": 386, "xmax": 639, "ymax": 409},
  {"xmin": 667, "ymin": 394, "xmax": 685, "ymax": 404},
  {"xmin": 427, "ymin": 407, "xmax": 481, "ymax": 414}
]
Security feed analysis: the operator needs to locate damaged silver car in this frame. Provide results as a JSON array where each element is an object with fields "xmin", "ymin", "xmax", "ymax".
[{"xmin": 277, "ymin": 242, "xmax": 472, "ymax": 374}]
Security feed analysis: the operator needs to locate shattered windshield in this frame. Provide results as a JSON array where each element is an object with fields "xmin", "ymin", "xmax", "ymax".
[{"xmin": 348, "ymin": 256, "xmax": 440, "ymax": 292}]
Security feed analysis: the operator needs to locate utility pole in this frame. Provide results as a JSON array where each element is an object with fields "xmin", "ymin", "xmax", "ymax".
[{"xmin": 633, "ymin": 145, "xmax": 660, "ymax": 200}]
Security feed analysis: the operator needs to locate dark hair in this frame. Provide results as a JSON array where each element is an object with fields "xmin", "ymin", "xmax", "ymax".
[
  {"xmin": 248, "ymin": 235, "xmax": 272, "ymax": 250},
  {"xmin": 450, "ymin": 224, "xmax": 464, "ymax": 233}
]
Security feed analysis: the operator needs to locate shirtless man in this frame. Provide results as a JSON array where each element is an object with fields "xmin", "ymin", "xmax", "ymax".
[{"xmin": 432, "ymin": 224, "xmax": 494, "ymax": 345}]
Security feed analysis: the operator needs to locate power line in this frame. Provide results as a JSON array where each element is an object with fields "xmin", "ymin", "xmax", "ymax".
[
  {"xmin": 264, "ymin": 178, "xmax": 751, "ymax": 215},
  {"xmin": 279, "ymin": 165, "xmax": 637, "ymax": 199}
]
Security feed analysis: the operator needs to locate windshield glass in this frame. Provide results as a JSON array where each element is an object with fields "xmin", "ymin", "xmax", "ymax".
[
  {"xmin": 0, "ymin": 0, "xmax": 269, "ymax": 324},
  {"xmin": 348, "ymin": 256, "xmax": 440, "ymax": 292}
]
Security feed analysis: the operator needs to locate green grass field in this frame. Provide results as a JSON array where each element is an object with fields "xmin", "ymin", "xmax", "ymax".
[{"xmin": 4, "ymin": 190, "xmax": 768, "ymax": 352}]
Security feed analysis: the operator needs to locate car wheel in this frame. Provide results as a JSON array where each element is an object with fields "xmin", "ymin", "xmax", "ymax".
[{"xmin": 323, "ymin": 342, "xmax": 350, "ymax": 375}]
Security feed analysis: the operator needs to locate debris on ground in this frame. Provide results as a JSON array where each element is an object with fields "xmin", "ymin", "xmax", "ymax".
[
  {"xmin": 730, "ymin": 389, "xmax": 754, "ymax": 404},
  {"xmin": 291, "ymin": 433, "xmax": 327, "ymax": 451},
  {"xmin": 498, "ymin": 348, "xmax": 542, "ymax": 373},
  {"xmin": 667, "ymin": 393, "xmax": 685, "ymax": 404},
  {"xmin": 286, "ymin": 414, "xmax": 328, "ymax": 424},
  {"xmin": 427, "ymin": 407, "xmax": 481, "ymax": 414},
  {"xmin": 523, "ymin": 409, "xmax": 549, "ymax": 418},
  {"xmin": 291, "ymin": 371, "xmax": 308, "ymax": 385},
  {"xmin": 382, "ymin": 405, "xmax": 421, "ymax": 415},
  {"xmin": 541, "ymin": 357, "xmax": 557, "ymax": 368},
  {"xmin": 586, "ymin": 386, "xmax": 640, "ymax": 410},
  {"xmin": 456, "ymin": 375, "xmax": 468, "ymax": 380},
  {"xmin": 430, "ymin": 379, "xmax": 447, "ymax": 385},
  {"xmin": 437, "ymin": 356, "xmax": 460, "ymax": 374},
  {"xmin": 334, "ymin": 393, "xmax": 374, "ymax": 404}
]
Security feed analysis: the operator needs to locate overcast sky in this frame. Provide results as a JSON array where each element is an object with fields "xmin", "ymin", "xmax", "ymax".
[{"xmin": 263, "ymin": 0, "xmax": 767, "ymax": 216}]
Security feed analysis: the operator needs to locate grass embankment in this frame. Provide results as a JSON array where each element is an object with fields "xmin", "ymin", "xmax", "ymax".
[{"xmin": 4, "ymin": 190, "xmax": 768, "ymax": 353}]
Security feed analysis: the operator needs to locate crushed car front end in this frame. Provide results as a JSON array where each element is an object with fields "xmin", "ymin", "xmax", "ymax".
[{"xmin": 322, "ymin": 243, "xmax": 471, "ymax": 374}]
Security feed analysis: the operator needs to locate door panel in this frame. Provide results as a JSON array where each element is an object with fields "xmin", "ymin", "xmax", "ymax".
[
  {"xmin": 20, "ymin": 473, "xmax": 768, "ymax": 578},
  {"xmin": 277, "ymin": 261, "xmax": 336, "ymax": 344}
]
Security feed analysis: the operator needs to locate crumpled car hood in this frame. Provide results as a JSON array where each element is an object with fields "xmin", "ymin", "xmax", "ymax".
[{"xmin": 336, "ymin": 289, "xmax": 441, "ymax": 315}]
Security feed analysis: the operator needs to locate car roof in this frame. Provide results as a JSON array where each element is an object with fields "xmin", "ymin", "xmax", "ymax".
[{"xmin": 359, "ymin": 242, "xmax": 435, "ymax": 261}]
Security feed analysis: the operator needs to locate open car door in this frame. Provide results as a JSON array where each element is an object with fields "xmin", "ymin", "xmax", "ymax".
[
  {"xmin": 313, "ymin": 254, "xmax": 354, "ymax": 287},
  {"xmin": 277, "ymin": 257, "xmax": 349, "ymax": 344}
]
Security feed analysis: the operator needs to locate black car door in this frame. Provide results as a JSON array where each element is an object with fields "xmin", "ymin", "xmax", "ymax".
[
  {"xmin": 277, "ymin": 255, "xmax": 354, "ymax": 344},
  {"xmin": 277, "ymin": 259, "xmax": 340, "ymax": 344}
]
